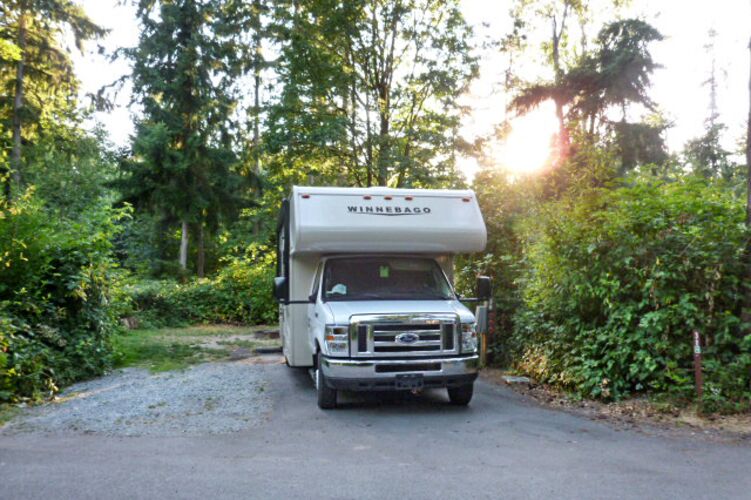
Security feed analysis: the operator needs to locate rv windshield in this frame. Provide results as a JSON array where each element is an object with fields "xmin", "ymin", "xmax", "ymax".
[{"xmin": 322, "ymin": 257, "xmax": 454, "ymax": 301}]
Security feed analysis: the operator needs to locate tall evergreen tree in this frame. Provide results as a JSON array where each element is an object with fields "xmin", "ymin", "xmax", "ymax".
[
  {"xmin": 683, "ymin": 29, "xmax": 736, "ymax": 180},
  {"xmin": 0, "ymin": 0, "xmax": 104, "ymax": 200},
  {"xmin": 118, "ymin": 0, "xmax": 253, "ymax": 274}
]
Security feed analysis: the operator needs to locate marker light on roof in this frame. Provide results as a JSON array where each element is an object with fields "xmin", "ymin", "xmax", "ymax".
[
  {"xmin": 405, "ymin": 196, "xmax": 414, "ymax": 201},
  {"xmin": 363, "ymin": 195, "xmax": 372, "ymax": 200},
  {"xmin": 462, "ymin": 197, "xmax": 471, "ymax": 202},
  {"xmin": 384, "ymin": 196, "xmax": 393, "ymax": 200},
  {"xmin": 301, "ymin": 194, "xmax": 310, "ymax": 199}
]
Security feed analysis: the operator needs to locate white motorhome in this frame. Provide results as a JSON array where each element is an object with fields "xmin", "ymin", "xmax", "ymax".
[{"xmin": 274, "ymin": 186, "xmax": 490, "ymax": 409}]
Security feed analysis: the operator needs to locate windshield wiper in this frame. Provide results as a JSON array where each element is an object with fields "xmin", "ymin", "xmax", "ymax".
[{"xmin": 360, "ymin": 294, "xmax": 452, "ymax": 300}]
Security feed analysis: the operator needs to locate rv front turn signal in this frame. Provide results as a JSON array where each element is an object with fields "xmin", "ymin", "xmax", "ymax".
[
  {"xmin": 323, "ymin": 325, "xmax": 349, "ymax": 357},
  {"xmin": 461, "ymin": 323, "xmax": 478, "ymax": 353}
]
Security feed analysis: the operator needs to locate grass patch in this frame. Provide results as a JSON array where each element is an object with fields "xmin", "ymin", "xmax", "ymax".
[
  {"xmin": 0, "ymin": 404, "xmax": 21, "ymax": 426},
  {"xmin": 112, "ymin": 324, "xmax": 279, "ymax": 372},
  {"xmin": 112, "ymin": 329, "xmax": 215, "ymax": 371}
]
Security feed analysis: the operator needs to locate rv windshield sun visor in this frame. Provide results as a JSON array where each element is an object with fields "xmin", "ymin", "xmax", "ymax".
[{"xmin": 288, "ymin": 186, "xmax": 487, "ymax": 254}]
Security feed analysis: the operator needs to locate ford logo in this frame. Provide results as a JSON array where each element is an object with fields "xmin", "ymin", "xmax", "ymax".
[{"xmin": 396, "ymin": 332, "xmax": 419, "ymax": 344}]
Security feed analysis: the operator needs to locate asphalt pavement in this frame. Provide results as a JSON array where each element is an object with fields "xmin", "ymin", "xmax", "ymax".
[{"xmin": 1, "ymin": 363, "xmax": 749, "ymax": 499}]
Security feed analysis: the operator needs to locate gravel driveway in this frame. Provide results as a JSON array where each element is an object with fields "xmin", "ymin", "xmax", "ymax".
[{"xmin": 2, "ymin": 359, "xmax": 277, "ymax": 437}]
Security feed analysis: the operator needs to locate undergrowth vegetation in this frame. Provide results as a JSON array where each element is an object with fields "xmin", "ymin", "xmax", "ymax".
[
  {"xmin": 0, "ymin": 195, "xmax": 275, "ymax": 404},
  {"xmin": 123, "ymin": 247, "xmax": 276, "ymax": 328},
  {"xmin": 464, "ymin": 174, "xmax": 751, "ymax": 413},
  {"xmin": 0, "ymin": 193, "xmax": 127, "ymax": 403}
]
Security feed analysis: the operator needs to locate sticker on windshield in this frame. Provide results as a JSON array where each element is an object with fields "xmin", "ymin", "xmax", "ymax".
[{"xmin": 379, "ymin": 265, "xmax": 390, "ymax": 278}]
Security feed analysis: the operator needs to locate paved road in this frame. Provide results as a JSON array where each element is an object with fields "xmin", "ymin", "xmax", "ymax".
[{"xmin": 1, "ymin": 364, "xmax": 749, "ymax": 499}]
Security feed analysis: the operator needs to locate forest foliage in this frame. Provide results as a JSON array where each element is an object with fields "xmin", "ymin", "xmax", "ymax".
[{"xmin": 0, "ymin": 0, "xmax": 749, "ymax": 411}]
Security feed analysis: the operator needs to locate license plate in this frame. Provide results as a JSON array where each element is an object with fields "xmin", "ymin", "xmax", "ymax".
[{"xmin": 395, "ymin": 373, "xmax": 424, "ymax": 390}]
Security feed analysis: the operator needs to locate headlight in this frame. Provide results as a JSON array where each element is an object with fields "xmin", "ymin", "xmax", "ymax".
[
  {"xmin": 461, "ymin": 323, "xmax": 478, "ymax": 353},
  {"xmin": 323, "ymin": 325, "xmax": 349, "ymax": 357}
]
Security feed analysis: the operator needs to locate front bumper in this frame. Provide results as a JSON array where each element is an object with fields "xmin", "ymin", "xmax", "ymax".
[{"xmin": 320, "ymin": 354, "xmax": 479, "ymax": 391}]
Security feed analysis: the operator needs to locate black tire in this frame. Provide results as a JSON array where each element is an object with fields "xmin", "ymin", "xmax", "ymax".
[
  {"xmin": 447, "ymin": 383, "xmax": 474, "ymax": 406},
  {"xmin": 316, "ymin": 351, "xmax": 337, "ymax": 409}
]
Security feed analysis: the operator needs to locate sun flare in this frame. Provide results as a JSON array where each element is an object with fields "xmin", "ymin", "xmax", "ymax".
[{"xmin": 496, "ymin": 101, "xmax": 559, "ymax": 175}]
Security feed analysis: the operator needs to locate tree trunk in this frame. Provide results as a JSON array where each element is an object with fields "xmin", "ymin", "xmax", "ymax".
[
  {"xmin": 554, "ymin": 97, "xmax": 568, "ymax": 159},
  {"xmin": 10, "ymin": 12, "xmax": 27, "ymax": 196},
  {"xmin": 179, "ymin": 220, "xmax": 190, "ymax": 271},
  {"xmin": 551, "ymin": 7, "xmax": 570, "ymax": 163},
  {"xmin": 375, "ymin": 73, "xmax": 390, "ymax": 186},
  {"xmin": 197, "ymin": 223, "xmax": 205, "ymax": 278},
  {"xmin": 377, "ymin": 101, "xmax": 389, "ymax": 186},
  {"xmin": 253, "ymin": 0, "xmax": 261, "ymax": 178},
  {"xmin": 743, "ymin": 37, "xmax": 751, "ymax": 326},
  {"xmin": 365, "ymin": 90, "xmax": 374, "ymax": 187},
  {"xmin": 252, "ymin": 0, "xmax": 262, "ymax": 237}
]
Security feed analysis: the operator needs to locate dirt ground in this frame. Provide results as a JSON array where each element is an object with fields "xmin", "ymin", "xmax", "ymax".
[{"xmin": 481, "ymin": 368, "xmax": 751, "ymax": 444}]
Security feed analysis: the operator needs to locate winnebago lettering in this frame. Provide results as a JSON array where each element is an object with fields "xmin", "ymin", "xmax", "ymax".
[{"xmin": 347, "ymin": 205, "xmax": 432, "ymax": 215}]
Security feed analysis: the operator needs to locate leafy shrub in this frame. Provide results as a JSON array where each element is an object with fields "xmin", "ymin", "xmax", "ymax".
[
  {"xmin": 510, "ymin": 176, "xmax": 751, "ymax": 410},
  {"xmin": 456, "ymin": 169, "xmax": 540, "ymax": 364},
  {"xmin": 0, "ymin": 192, "xmax": 126, "ymax": 402},
  {"xmin": 126, "ymin": 245, "xmax": 276, "ymax": 327}
]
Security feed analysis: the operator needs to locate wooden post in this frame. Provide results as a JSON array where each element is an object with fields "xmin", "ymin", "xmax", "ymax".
[
  {"xmin": 693, "ymin": 330, "xmax": 704, "ymax": 401},
  {"xmin": 487, "ymin": 299, "xmax": 496, "ymax": 365}
]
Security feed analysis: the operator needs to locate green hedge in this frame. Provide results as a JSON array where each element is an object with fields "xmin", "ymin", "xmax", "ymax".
[
  {"xmin": 126, "ymin": 248, "xmax": 276, "ymax": 327},
  {"xmin": 0, "ymin": 194, "xmax": 125, "ymax": 403},
  {"xmin": 511, "ymin": 176, "xmax": 751, "ymax": 411}
]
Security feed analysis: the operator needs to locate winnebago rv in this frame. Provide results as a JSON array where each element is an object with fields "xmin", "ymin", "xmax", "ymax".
[{"xmin": 274, "ymin": 186, "xmax": 490, "ymax": 409}]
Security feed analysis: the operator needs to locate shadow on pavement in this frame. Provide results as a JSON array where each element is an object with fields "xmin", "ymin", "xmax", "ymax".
[{"xmin": 285, "ymin": 364, "xmax": 472, "ymax": 413}]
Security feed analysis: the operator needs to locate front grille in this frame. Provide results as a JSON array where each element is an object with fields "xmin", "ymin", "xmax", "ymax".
[
  {"xmin": 349, "ymin": 314, "xmax": 459, "ymax": 358},
  {"xmin": 375, "ymin": 345, "xmax": 442, "ymax": 353},
  {"xmin": 375, "ymin": 363, "xmax": 441, "ymax": 373},
  {"xmin": 357, "ymin": 325, "xmax": 368, "ymax": 352}
]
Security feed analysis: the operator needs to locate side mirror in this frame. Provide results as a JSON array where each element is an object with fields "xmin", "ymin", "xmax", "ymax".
[
  {"xmin": 273, "ymin": 277, "xmax": 288, "ymax": 303},
  {"xmin": 308, "ymin": 293, "xmax": 317, "ymax": 303},
  {"xmin": 476, "ymin": 276, "xmax": 492, "ymax": 301}
]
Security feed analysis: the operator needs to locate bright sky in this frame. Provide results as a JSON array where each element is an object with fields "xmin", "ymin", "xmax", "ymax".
[{"xmin": 72, "ymin": 0, "xmax": 751, "ymax": 182}]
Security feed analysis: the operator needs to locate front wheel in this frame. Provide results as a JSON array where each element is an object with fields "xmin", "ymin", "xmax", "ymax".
[
  {"xmin": 447, "ymin": 383, "xmax": 474, "ymax": 406},
  {"xmin": 316, "ymin": 351, "xmax": 337, "ymax": 409}
]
